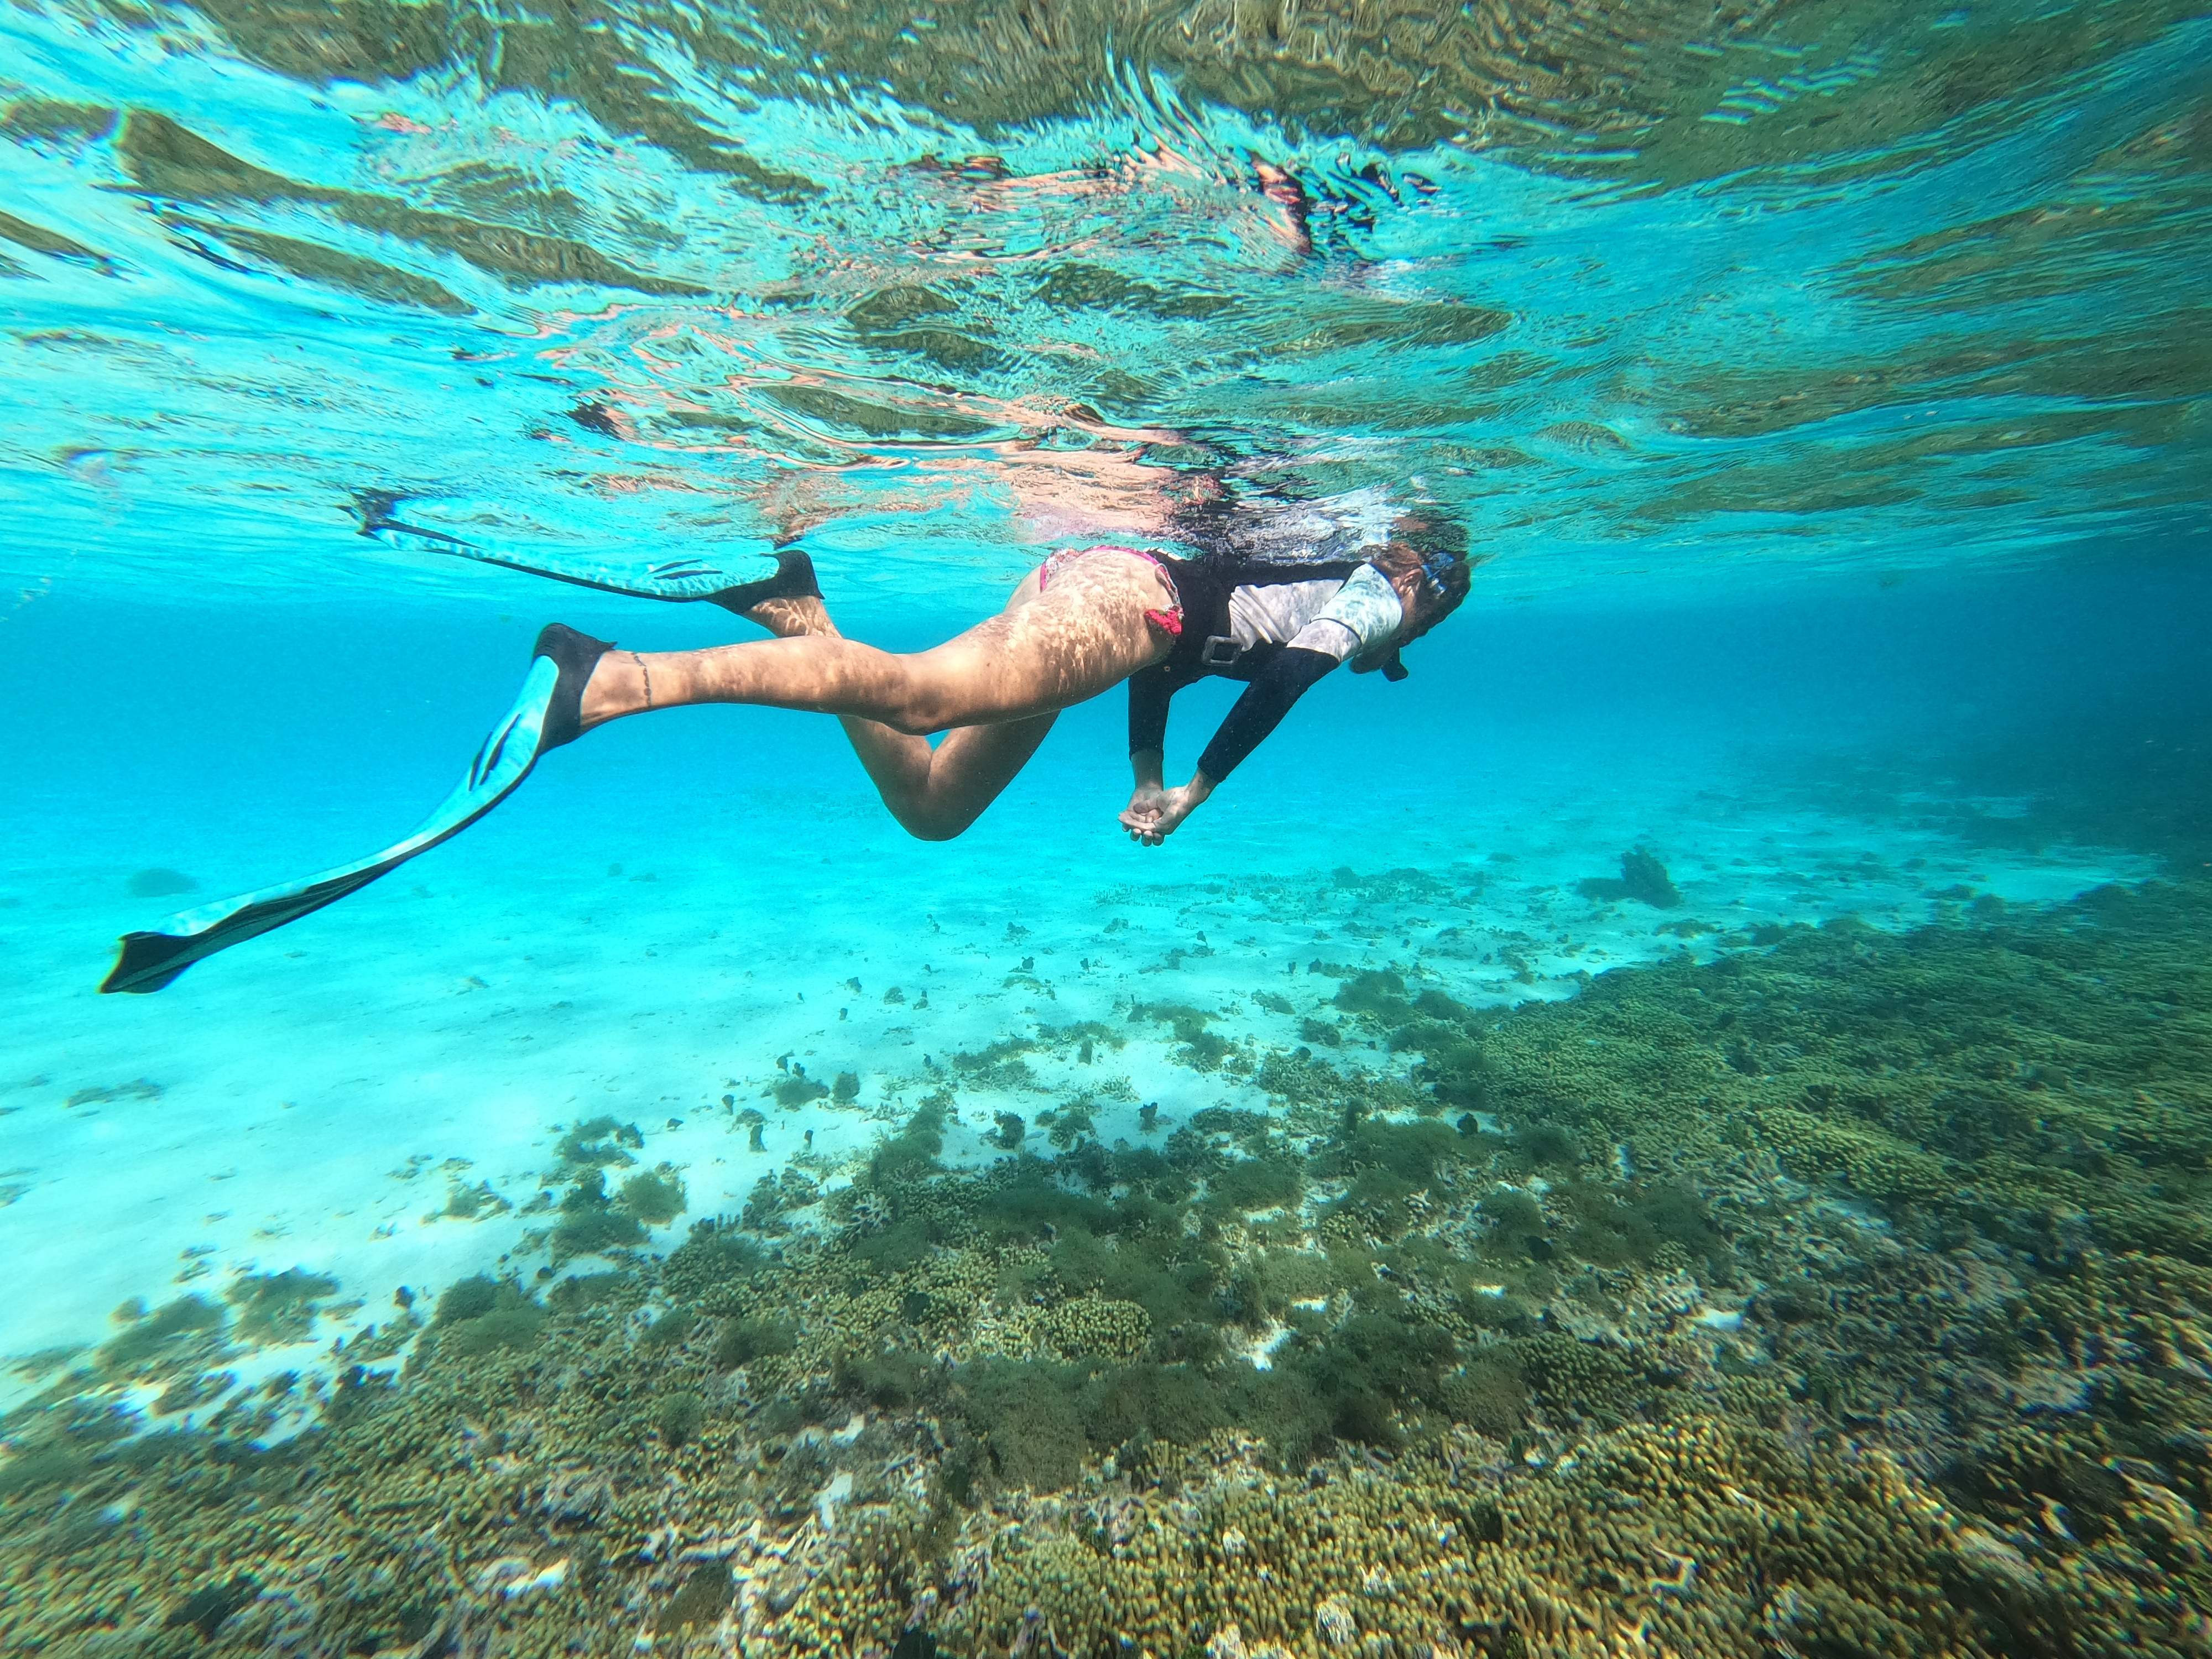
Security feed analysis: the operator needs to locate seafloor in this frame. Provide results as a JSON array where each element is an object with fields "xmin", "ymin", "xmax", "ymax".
[{"xmin": 4, "ymin": 858, "xmax": 2208, "ymax": 1656}]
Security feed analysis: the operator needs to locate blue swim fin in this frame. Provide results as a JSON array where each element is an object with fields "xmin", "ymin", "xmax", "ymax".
[
  {"xmin": 358, "ymin": 494, "xmax": 818, "ymax": 614},
  {"xmin": 100, "ymin": 624, "xmax": 612, "ymax": 994}
]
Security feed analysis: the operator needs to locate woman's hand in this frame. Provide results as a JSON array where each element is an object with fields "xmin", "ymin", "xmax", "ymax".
[
  {"xmin": 1121, "ymin": 781, "xmax": 1169, "ymax": 841},
  {"xmin": 1119, "ymin": 775, "xmax": 1213, "ymax": 846}
]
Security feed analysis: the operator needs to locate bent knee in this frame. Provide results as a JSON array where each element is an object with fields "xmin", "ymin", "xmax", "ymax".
[
  {"xmin": 892, "ymin": 800, "xmax": 981, "ymax": 842},
  {"xmin": 882, "ymin": 785, "xmax": 983, "ymax": 841},
  {"xmin": 899, "ymin": 816, "xmax": 972, "ymax": 843}
]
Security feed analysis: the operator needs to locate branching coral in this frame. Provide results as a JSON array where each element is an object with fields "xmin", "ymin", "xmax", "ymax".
[{"xmin": 8, "ymin": 882, "xmax": 2212, "ymax": 1658}]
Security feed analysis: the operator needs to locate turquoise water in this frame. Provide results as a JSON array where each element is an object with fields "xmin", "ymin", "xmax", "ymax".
[{"xmin": 3, "ymin": 1, "xmax": 2210, "ymax": 1653}]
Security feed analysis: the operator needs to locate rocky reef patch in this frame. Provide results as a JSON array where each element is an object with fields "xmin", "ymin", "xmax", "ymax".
[{"xmin": 3, "ymin": 879, "xmax": 2208, "ymax": 1657}]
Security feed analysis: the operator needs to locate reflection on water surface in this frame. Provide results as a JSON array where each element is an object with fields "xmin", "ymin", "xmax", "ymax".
[{"xmin": 2, "ymin": 0, "xmax": 2205, "ymax": 600}]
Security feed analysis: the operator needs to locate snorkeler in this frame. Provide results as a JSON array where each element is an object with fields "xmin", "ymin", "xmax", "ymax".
[
  {"xmin": 99, "ymin": 495, "xmax": 1471, "ymax": 993},
  {"xmin": 99, "ymin": 495, "xmax": 1472, "ymax": 993}
]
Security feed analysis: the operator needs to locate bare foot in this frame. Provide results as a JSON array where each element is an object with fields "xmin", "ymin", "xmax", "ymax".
[{"xmin": 743, "ymin": 593, "xmax": 838, "ymax": 639}]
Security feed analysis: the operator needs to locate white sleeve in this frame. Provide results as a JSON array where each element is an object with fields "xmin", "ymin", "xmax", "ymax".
[{"xmin": 1286, "ymin": 563, "xmax": 1403, "ymax": 661}]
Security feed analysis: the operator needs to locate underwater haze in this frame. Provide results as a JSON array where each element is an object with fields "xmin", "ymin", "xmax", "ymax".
[{"xmin": 3, "ymin": 0, "xmax": 2210, "ymax": 1653}]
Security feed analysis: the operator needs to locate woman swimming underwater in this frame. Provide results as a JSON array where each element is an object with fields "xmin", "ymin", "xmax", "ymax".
[{"xmin": 98, "ymin": 480, "xmax": 1474, "ymax": 993}]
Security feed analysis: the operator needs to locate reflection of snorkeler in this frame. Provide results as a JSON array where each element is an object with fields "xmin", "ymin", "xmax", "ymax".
[
  {"xmin": 101, "ymin": 483, "xmax": 1473, "ymax": 992},
  {"xmin": 900, "ymin": 140, "xmax": 1315, "ymax": 263},
  {"xmin": 1251, "ymin": 159, "xmax": 1313, "ymax": 258}
]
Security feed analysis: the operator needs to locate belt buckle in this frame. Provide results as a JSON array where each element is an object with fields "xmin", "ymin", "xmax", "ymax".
[{"xmin": 1199, "ymin": 635, "xmax": 1241, "ymax": 669}]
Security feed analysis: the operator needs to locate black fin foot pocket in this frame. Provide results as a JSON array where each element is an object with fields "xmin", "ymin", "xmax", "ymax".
[
  {"xmin": 705, "ymin": 549, "xmax": 820, "ymax": 615},
  {"xmin": 533, "ymin": 623, "xmax": 617, "ymax": 753}
]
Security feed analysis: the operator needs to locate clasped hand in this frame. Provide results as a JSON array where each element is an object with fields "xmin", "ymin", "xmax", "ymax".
[{"xmin": 1120, "ymin": 782, "xmax": 1202, "ymax": 847}]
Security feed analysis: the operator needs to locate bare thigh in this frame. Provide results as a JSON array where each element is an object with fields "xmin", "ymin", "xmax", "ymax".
[
  {"xmin": 895, "ymin": 550, "xmax": 1175, "ymax": 730},
  {"xmin": 868, "ymin": 711, "xmax": 1056, "ymax": 839},
  {"xmin": 858, "ymin": 552, "xmax": 1165, "ymax": 836}
]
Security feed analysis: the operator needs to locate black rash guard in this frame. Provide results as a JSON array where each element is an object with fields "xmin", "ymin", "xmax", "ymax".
[{"xmin": 1128, "ymin": 550, "xmax": 1406, "ymax": 781}]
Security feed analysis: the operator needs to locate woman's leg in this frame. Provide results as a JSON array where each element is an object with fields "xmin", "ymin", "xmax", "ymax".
[
  {"xmin": 582, "ymin": 551, "xmax": 1168, "ymax": 734},
  {"xmin": 737, "ymin": 591, "xmax": 1061, "ymax": 841},
  {"xmin": 583, "ymin": 552, "xmax": 1171, "ymax": 838},
  {"xmin": 849, "ymin": 716, "xmax": 1062, "ymax": 842}
]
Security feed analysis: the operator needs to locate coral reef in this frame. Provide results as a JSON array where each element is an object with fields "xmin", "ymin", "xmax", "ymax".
[
  {"xmin": 4, "ymin": 880, "xmax": 2209, "ymax": 1657},
  {"xmin": 1574, "ymin": 845, "xmax": 1682, "ymax": 908}
]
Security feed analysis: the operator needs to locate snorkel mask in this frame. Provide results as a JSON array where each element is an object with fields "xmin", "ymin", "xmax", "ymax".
[{"xmin": 1417, "ymin": 550, "xmax": 1455, "ymax": 602}]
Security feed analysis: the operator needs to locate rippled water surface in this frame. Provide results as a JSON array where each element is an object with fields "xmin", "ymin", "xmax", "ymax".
[{"xmin": 5, "ymin": 0, "xmax": 2205, "ymax": 601}]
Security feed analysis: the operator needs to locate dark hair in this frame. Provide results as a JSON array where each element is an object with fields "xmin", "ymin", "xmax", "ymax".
[{"xmin": 1371, "ymin": 512, "xmax": 1474, "ymax": 634}]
